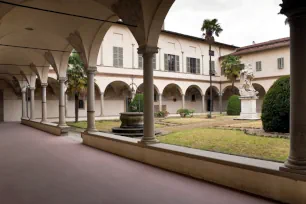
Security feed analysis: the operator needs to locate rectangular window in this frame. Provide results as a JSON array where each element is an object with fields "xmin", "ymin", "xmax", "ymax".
[
  {"xmin": 164, "ymin": 54, "xmax": 179, "ymax": 72},
  {"xmin": 256, "ymin": 61, "xmax": 262, "ymax": 72},
  {"xmin": 186, "ymin": 57, "xmax": 201, "ymax": 74},
  {"xmin": 138, "ymin": 54, "xmax": 156, "ymax": 69},
  {"xmin": 278, "ymin": 57, "xmax": 284, "ymax": 69},
  {"xmin": 79, "ymin": 100, "xmax": 85, "ymax": 109},
  {"xmin": 210, "ymin": 61, "xmax": 216, "ymax": 76},
  {"xmin": 113, "ymin": 47, "xmax": 123, "ymax": 68}
]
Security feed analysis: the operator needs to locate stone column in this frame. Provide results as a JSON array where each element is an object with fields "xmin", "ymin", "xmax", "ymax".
[
  {"xmin": 65, "ymin": 93, "xmax": 68, "ymax": 117},
  {"xmin": 86, "ymin": 67, "xmax": 97, "ymax": 132},
  {"xmin": 202, "ymin": 94, "xmax": 205, "ymax": 113},
  {"xmin": 159, "ymin": 93, "xmax": 162, "ymax": 112},
  {"xmin": 41, "ymin": 83, "xmax": 48, "ymax": 122},
  {"xmin": 280, "ymin": 5, "xmax": 306, "ymax": 173},
  {"xmin": 100, "ymin": 92, "xmax": 104, "ymax": 117},
  {"xmin": 58, "ymin": 77, "xmax": 67, "ymax": 127},
  {"xmin": 138, "ymin": 46, "xmax": 158, "ymax": 144},
  {"xmin": 21, "ymin": 88, "xmax": 27, "ymax": 119},
  {"xmin": 30, "ymin": 87, "xmax": 35, "ymax": 120},
  {"xmin": 182, "ymin": 94, "xmax": 185, "ymax": 109}
]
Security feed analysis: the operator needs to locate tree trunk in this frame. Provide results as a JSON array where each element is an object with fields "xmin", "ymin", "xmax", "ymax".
[
  {"xmin": 231, "ymin": 80, "xmax": 235, "ymax": 94},
  {"xmin": 75, "ymin": 93, "xmax": 79, "ymax": 123}
]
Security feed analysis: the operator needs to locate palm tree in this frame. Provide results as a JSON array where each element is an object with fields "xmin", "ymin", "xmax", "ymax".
[
  {"xmin": 201, "ymin": 19, "xmax": 223, "ymax": 118},
  {"xmin": 221, "ymin": 55, "xmax": 242, "ymax": 93},
  {"xmin": 66, "ymin": 52, "xmax": 88, "ymax": 122}
]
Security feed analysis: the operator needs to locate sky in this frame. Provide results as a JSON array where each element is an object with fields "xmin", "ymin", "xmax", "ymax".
[{"xmin": 164, "ymin": 0, "xmax": 289, "ymax": 47}]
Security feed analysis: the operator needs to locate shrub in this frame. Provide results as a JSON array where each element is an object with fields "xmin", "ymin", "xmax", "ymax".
[
  {"xmin": 154, "ymin": 110, "xmax": 169, "ymax": 118},
  {"xmin": 262, "ymin": 76, "xmax": 290, "ymax": 133},
  {"xmin": 128, "ymin": 94, "xmax": 144, "ymax": 112},
  {"xmin": 177, "ymin": 109, "xmax": 195, "ymax": 118},
  {"xmin": 227, "ymin": 95, "xmax": 241, "ymax": 115}
]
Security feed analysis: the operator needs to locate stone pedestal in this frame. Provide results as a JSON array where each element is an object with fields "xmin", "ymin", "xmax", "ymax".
[{"xmin": 237, "ymin": 97, "xmax": 260, "ymax": 120}]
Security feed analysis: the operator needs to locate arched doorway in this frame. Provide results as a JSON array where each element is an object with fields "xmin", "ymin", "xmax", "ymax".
[
  {"xmin": 185, "ymin": 85, "xmax": 203, "ymax": 113},
  {"xmin": 162, "ymin": 84, "xmax": 183, "ymax": 114},
  {"xmin": 104, "ymin": 81, "xmax": 132, "ymax": 116},
  {"xmin": 253, "ymin": 83, "xmax": 266, "ymax": 113},
  {"xmin": 205, "ymin": 86, "xmax": 220, "ymax": 112},
  {"xmin": 137, "ymin": 84, "xmax": 160, "ymax": 112}
]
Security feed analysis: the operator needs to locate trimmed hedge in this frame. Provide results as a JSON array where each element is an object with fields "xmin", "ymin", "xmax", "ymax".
[
  {"xmin": 262, "ymin": 76, "xmax": 290, "ymax": 133},
  {"xmin": 227, "ymin": 95, "xmax": 241, "ymax": 115}
]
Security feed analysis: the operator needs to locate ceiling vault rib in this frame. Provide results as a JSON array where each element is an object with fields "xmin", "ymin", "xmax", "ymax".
[
  {"xmin": 0, "ymin": 0, "xmax": 137, "ymax": 28},
  {"xmin": 0, "ymin": 43, "xmax": 77, "ymax": 53}
]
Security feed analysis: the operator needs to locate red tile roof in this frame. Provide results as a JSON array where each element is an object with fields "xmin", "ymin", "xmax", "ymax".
[{"xmin": 231, "ymin": 37, "xmax": 290, "ymax": 56}]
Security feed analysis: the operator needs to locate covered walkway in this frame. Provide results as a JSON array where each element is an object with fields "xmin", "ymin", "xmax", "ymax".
[{"xmin": 0, "ymin": 123, "xmax": 277, "ymax": 204}]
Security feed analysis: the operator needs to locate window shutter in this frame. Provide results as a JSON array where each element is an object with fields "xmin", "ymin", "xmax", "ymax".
[
  {"xmin": 113, "ymin": 47, "xmax": 118, "ymax": 67},
  {"xmin": 187, "ymin": 57, "xmax": 191, "ymax": 73},
  {"xmin": 119, "ymin": 47, "xmax": 123, "ymax": 67},
  {"xmin": 164, "ymin": 54, "xmax": 169, "ymax": 71},
  {"xmin": 153, "ymin": 54, "xmax": 156, "ymax": 70},
  {"xmin": 138, "ymin": 54, "xmax": 143, "ymax": 69},
  {"xmin": 196, "ymin": 58, "xmax": 200, "ymax": 74},
  {"xmin": 175, "ymin": 55, "xmax": 180, "ymax": 72}
]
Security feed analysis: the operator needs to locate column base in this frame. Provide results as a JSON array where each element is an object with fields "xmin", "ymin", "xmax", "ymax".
[
  {"xmin": 85, "ymin": 128, "xmax": 98, "ymax": 134},
  {"xmin": 280, "ymin": 165, "xmax": 306, "ymax": 175},
  {"xmin": 138, "ymin": 137, "xmax": 159, "ymax": 145}
]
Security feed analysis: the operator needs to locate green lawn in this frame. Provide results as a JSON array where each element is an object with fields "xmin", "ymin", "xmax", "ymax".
[
  {"xmin": 159, "ymin": 128, "xmax": 289, "ymax": 162},
  {"xmin": 68, "ymin": 120, "xmax": 164, "ymax": 132}
]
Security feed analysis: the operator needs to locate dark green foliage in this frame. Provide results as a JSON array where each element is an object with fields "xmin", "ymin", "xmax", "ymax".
[
  {"xmin": 128, "ymin": 94, "xmax": 144, "ymax": 112},
  {"xmin": 227, "ymin": 95, "xmax": 241, "ymax": 116},
  {"xmin": 177, "ymin": 109, "xmax": 195, "ymax": 118},
  {"xmin": 155, "ymin": 111, "xmax": 169, "ymax": 118},
  {"xmin": 262, "ymin": 76, "xmax": 290, "ymax": 133}
]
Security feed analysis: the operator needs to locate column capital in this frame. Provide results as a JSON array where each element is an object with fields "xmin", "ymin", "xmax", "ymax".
[
  {"xmin": 87, "ymin": 66, "xmax": 97, "ymax": 73},
  {"xmin": 100, "ymin": 92, "xmax": 104, "ymax": 96},
  {"xmin": 41, "ymin": 83, "xmax": 48, "ymax": 87},
  {"xmin": 29, "ymin": 87, "xmax": 35, "ymax": 91},
  {"xmin": 280, "ymin": 0, "xmax": 306, "ymax": 17},
  {"xmin": 138, "ymin": 45, "xmax": 159, "ymax": 55},
  {"xmin": 58, "ymin": 77, "xmax": 67, "ymax": 82},
  {"xmin": 21, "ymin": 87, "xmax": 27, "ymax": 93}
]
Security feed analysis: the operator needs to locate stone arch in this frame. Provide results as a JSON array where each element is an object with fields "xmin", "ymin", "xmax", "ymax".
[
  {"xmin": 221, "ymin": 85, "xmax": 239, "ymax": 112},
  {"xmin": 162, "ymin": 83, "xmax": 184, "ymax": 114},
  {"xmin": 253, "ymin": 83, "xmax": 266, "ymax": 113},
  {"xmin": 185, "ymin": 85, "xmax": 203, "ymax": 113},
  {"xmin": 205, "ymin": 86, "xmax": 220, "ymax": 112},
  {"xmin": 137, "ymin": 83, "xmax": 160, "ymax": 95},
  {"xmin": 103, "ymin": 80, "xmax": 132, "ymax": 115}
]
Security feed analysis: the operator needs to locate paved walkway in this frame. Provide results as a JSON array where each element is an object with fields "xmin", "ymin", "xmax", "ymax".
[{"xmin": 0, "ymin": 123, "xmax": 279, "ymax": 204}]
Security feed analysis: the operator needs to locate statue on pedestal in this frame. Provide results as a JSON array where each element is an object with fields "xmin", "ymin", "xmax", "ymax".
[
  {"xmin": 236, "ymin": 64, "xmax": 260, "ymax": 120},
  {"xmin": 239, "ymin": 64, "xmax": 258, "ymax": 98}
]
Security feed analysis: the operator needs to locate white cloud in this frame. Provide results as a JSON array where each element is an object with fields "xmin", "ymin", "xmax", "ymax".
[{"xmin": 165, "ymin": 0, "xmax": 289, "ymax": 47}]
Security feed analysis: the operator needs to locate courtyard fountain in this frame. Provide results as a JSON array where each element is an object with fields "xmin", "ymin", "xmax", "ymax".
[{"xmin": 112, "ymin": 80, "xmax": 145, "ymax": 137}]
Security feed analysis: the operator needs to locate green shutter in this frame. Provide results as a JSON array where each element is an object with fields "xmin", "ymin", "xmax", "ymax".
[
  {"xmin": 164, "ymin": 54, "xmax": 169, "ymax": 71},
  {"xmin": 153, "ymin": 54, "xmax": 156, "ymax": 70},
  {"xmin": 186, "ymin": 57, "xmax": 190, "ymax": 73},
  {"xmin": 113, "ymin": 47, "xmax": 118, "ymax": 67},
  {"xmin": 119, "ymin": 47, "xmax": 123, "ymax": 67},
  {"xmin": 138, "ymin": 54, "xmax": 143, "ymax": 69},
  {"xmin": 175, "ymin": 55, "xmax": 180, "ymax": 72},
  {"xmin": 196, "ymin": 58, "xmax": 200, "ymax": 74}
]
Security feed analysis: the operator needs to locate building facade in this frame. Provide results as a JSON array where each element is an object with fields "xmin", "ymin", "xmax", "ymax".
[{"xmin": 0, "ymin": 24, "xmax": 290, "ymax": 122}]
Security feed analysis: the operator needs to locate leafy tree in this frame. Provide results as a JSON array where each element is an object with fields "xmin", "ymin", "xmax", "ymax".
[
  {"xmin": 66, "ymin": 52, "xmax": 87, "ymax": 122},
  {"xmin": 221, "ymin": 55, "xmax": 242, "ymax": 93},
  {"xmin": 201, "ymin": 18, "xmax": 223, "ymax": 118},
  {"xmin": 128, "ymin": 94, "xmax": 144, "ymax": 112},
  {"xmin": 201, "ymin": 19, "xmax": 223, "ymax": 42}
]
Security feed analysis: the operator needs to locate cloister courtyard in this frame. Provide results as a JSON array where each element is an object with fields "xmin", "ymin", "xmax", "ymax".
[{"xmin": 68, "ymin": 115, "xmax": 289, "ymax": 162}]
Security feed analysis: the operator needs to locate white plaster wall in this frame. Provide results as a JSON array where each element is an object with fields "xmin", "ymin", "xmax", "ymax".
[{"xmin": 4, "ymin": 100, "xmax": 22, "ymax": 121}]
